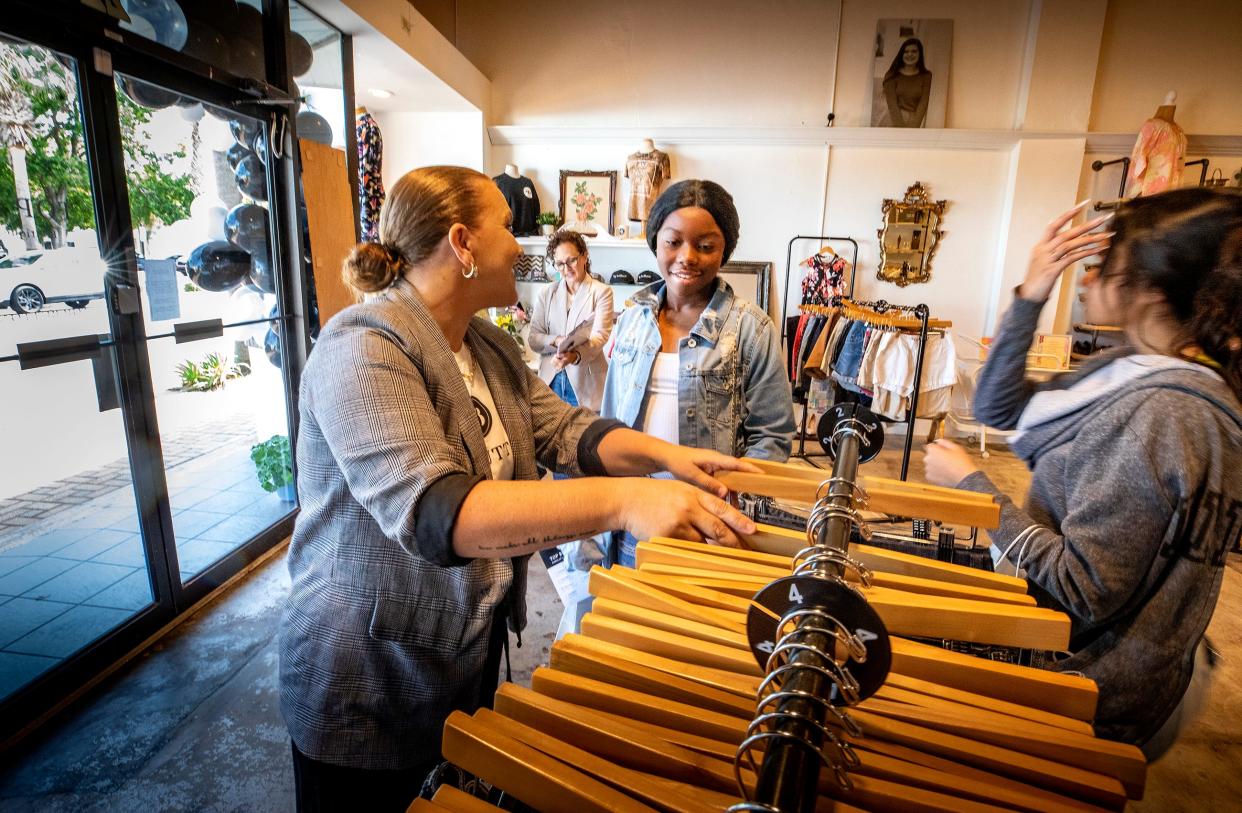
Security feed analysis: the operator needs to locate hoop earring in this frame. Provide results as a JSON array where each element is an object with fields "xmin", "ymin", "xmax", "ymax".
[{"xmin": 462, "ymin": 263, "xmax": 478, "ymax": 280}]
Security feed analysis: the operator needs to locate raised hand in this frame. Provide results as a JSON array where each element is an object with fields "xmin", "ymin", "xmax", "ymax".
[{"xmin": 1019, "ymin": 201, "xmax": 1113, "ymax": 303}]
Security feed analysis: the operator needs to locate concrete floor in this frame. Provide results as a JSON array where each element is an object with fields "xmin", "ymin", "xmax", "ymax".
[{"xmin": 0, "ymin": 444, "xmax": 1238, "ymax": 811}]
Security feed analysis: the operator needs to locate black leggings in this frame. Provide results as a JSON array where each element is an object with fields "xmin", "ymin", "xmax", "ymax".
[{"xmin": 291, "ymin": 612, "xmax": 509, "ymax": 811}]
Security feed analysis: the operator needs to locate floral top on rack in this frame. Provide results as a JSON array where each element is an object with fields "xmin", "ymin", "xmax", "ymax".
[{"xmin": 800, "ymin": 251, "xmax": 849, "ymax": 305}]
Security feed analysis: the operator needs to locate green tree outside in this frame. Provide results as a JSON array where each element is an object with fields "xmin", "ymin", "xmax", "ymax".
[{"xmin": 0, "ymin": 43, "xmax": 194, "ymax": 250}]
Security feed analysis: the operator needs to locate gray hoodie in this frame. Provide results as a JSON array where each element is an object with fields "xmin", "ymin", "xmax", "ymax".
[{"xmin": 960, "ymin": 297, "xmax": 1242, "ymax": 745}]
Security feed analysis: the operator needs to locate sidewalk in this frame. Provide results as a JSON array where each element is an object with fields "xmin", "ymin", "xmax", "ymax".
[{"xmin": 0, "ymin": 415, "xmax": 296, "ymax": 700}]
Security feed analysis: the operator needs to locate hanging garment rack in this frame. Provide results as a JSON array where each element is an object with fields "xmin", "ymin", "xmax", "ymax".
[
  {"xmin": 1091, "ymin": 156, "xmax": 1213, "ymax": 211},
  {"xmin": 802, "ymin": 296, "xmax": 944, "ymax": 481},
  {"xmin": 781, "ymin": 235, "xmax": 859, "ymax": 468},
  {"xmin": 780, "ymin": 234, "xmax": 859, "ymax": 348}
]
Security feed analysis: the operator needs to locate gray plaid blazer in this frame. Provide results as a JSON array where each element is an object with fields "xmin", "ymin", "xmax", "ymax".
[{"xmin": 279, "ymin": 277, "xmax": 604, "ymax": 770}]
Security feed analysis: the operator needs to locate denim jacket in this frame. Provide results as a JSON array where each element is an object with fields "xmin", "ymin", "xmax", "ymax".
[{"xmin": 600, "ymin": 278, "xmax": 794, "ymax": 461}]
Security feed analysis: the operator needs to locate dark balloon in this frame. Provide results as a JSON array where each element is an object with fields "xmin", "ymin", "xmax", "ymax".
[
  {"xmin": 234, "ymin": 153, "xmax": 268, "ymax": 201},
  {"xmin": 224, "ymin": 202, "xmax": 269, "ymax": 255},
  {"xmin": 287, "ymin": 31, "xmax": 313, "ymax": 76},
  {"xmin": 225, "ymin": 143, "xmax": 252, "ymax": 170},
  {"xmin": 264, "ymin": 326, "xmax": 282, "ymax": 368},
  {"xmin": 251, "ymin": 130, "xmax": 267, "ymax": 165},
  {"xmin": 183, "ymin": 0, "xmax": 238, "ymax": 28},
  {"xmin": 120, "ymin": 76, "xmax": 180, "ymax": 110},
  {"xmin": 229, "ymin": 118, "xmax": 262, "ymax": 148},
  {"xmin": 249, "ymin": 254, "xmax": 275, "ymax": 294},
  {"xmin": 122, "ymin": 0, "xmax": 189, "ymax": 50},
  {"xmin": 187, "ymin": 240, "xmax": 250, "ymax": 292},
  {"xmin": 181, "ymin": 20, "xmax": 229, "ymax": 72},
  {"xmin": 236, "ymin": 4, "xmax": 263, "ymax": 45},
  {"xmin": 229, "ymin": 35, "xmax": 264, "ymax": 79},
  {"xmin": 295, "ymin": 111, "xmax": 332, "ymax": 145}
]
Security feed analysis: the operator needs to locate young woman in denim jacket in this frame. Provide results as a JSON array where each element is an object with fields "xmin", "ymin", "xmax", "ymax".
[{"xmin": 599, "ymin": 179, "xmax": 795, "ymax": 568}]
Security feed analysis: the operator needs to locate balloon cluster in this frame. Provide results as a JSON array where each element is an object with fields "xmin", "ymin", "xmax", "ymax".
[
  {"xmin": 117, "ymin": 0, "xmax": 329, "ymax": 369},
  {"xmin": 119, "ymin": 0, "xmax": 316, "ymax": 109},
  {"xmin": 185, "ymin": 114, "xmax": 287, "ymax": 365}
]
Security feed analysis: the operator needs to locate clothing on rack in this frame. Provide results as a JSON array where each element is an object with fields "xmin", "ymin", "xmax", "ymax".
[
  {"xmin": 355, "ymin": 111, "xmax": 384, "ymax": 242},
  {"xmin": 815, "ymin": 307, "xmax": 958, "ymax": 421},
  {"xmin": 800, "ymin": 250, "xmax": 850, "ymax": 305}
]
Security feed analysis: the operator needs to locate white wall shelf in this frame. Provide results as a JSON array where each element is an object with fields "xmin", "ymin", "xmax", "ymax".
[
  {"xmin": 515, "ymin": 235, "xmax": 650, "ymax": 248},
  {"xmin": 489, "ymin": 125, "xmax": 1242, "ymax": 156}
]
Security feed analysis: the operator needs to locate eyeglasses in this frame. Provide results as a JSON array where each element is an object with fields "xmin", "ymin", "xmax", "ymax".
[{"xmin": 551, "ymin": 256, "xmax": 582, "ymax": 271}]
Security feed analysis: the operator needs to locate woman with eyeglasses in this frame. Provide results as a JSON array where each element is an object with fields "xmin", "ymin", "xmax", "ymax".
[{"xmin": 528, "ymin": 231, "xmax": 615, "ymax": 412}]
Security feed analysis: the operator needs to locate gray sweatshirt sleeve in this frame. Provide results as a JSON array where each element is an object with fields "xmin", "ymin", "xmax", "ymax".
[
  {"xmin": 973, "ymin": 296, "xmax": 1045, "ymax": 429},
  {"xmin": 956, "ymin": 396, "xmax": 1177, "ymax": 625}
]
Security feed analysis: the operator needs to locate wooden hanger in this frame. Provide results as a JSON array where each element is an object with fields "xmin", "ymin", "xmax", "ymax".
[
  {"xmin": 719, "ymin": 459, "xmax": 1000, "ymax": 528},
  {"xmin": 430, "ymin": 785, "xmax": 506, "ymax": 812},
  {"xmin": 442, "ymin": 710, "xmax": 657, "ymax": 813}
]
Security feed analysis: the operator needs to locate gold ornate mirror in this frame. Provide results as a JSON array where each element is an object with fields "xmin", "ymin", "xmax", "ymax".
[{"xmin": 876, "ymin": 182, "xmax": 946, "ymax": 287}]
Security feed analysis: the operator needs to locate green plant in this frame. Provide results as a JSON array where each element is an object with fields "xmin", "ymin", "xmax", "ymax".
[
  {"xmin": 173, "ymin": 352, "xmax": 249, "ymax": 392},
  {"xmin": 0, "ymin": 42, "xmax": 193, "ymax": 248},
  {"xmin": 535, "ymin": 211, "xmax": 559, "ymax": 227},
  {"xmin": 250, "ymin": 434, "xmax": 293, "ymax": 493},
  {"xmin": 183, "ymin": 282, "xmax": 199, "ymax": 292}
]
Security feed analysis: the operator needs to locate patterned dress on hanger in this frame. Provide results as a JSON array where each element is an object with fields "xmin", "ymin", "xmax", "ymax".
[{"xmin": 356, "ymin": 112, "xmax": 385, "ymax": 242}]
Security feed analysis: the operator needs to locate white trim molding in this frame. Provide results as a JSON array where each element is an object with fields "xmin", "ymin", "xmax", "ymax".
[{"xmin": 488, "ymin": 125, "xmax": 1242, "ymax": 156}]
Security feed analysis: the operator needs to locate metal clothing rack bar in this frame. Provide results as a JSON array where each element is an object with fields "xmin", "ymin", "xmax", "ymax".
[
  {"xmin": 1090, "ymin": 156, "xmax": 1131, "ymax": 201},
  {"xmin": 731, "ymin": 404, "xmax": 891, "ymax": 813},
  {"xmin": 781, "ymin": 235, "xmax": 859, "ymax": 467}
]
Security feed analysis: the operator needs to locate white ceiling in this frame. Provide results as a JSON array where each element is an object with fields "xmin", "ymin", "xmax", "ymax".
[{"xmin": 294, "ymin": 0, "xmax": 477, "ymax": 114}]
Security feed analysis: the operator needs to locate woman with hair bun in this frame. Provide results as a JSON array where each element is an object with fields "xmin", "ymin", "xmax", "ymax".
[
  {"xmin": 279, "ymin": 166, "xmax": 759, "ymax": 810},
  {"xmin": 924, "ymin": 188, "xmax": 1242, "ymax": 754}
]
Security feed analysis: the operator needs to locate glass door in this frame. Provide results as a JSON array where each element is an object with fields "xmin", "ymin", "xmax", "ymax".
[
  {"xmin": 0, "ymin": 38, "xmax": 163, "ymax": 704},
  {"xmin": 113, "ymin": 77, "xmax": 298, "ymax": 587}
]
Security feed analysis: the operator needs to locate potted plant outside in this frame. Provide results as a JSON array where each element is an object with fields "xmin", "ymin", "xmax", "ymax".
[
  {"xmin": 251, "ymin": 434, "xmax": 296, "ymax": 502},
  {"xmin": 535, "ymin": 211, "xmax": 559, "ymax": 236}
]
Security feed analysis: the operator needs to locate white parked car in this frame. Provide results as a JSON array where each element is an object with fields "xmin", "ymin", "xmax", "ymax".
[{"xmin": 0, "ymin": 244, "xmax": 107, "ymax": 314}]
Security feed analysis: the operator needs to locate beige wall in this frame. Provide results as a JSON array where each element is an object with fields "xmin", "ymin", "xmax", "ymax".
[
  {"xmin": 457, "ymin": 0, "xmax": 841, "ymax": 126},
  {"xmin": 1090, "ymin": 0, "xmax": 1242, "ymax": 135},
  {"xmin": 405, "ymin": 0, "xmax": 457, "ymax": 45},
  {"xmin": 832, "ymin": 0, "xmax": 1033, "ymax": 129}
]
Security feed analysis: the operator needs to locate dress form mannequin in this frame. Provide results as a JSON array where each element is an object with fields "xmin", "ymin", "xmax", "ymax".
[
  {"xmin": 493, "ymin": 164, "xmax": 540, "ymax": 235},
  {"xmin": 1126, "ymin": 90, "xmax": 1186, "ymax": 198},
  {"xmin": 624, "ymin": 138, "xmax": 671, "ymax": 236},
  {"xmin": 1154, "ymin": 90, "xmax": 1177, "ymax": 123}
]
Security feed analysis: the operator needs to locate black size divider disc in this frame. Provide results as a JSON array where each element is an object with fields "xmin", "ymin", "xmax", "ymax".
[
  {"xmin": 747, "ymin": 575, "xmax": 890, "ymax": 703},
  {"xmin": 817, "ymin": 403, "xmax": 885, "ymax": 463}
]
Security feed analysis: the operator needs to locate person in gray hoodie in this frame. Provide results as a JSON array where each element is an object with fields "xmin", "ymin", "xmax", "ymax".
[{"xmin": 924, "ymin": 188, "xmax": 1242, "ymax": 752}]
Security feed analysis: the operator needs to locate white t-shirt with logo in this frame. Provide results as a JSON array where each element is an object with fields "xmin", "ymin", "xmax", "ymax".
[{"xmin": 454, "ymin": 343, "xmax": 514, "ymax": 481}]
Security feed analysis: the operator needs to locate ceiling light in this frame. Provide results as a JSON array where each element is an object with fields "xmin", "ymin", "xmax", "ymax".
[{"xmin": 367, "ymin": 88, "xmax": 393, "ymax": 99}]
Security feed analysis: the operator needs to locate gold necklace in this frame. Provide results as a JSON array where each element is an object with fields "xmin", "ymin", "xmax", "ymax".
[{"xmin": 454, "ymin": 344, "xmax": 476, "ymax": 387}]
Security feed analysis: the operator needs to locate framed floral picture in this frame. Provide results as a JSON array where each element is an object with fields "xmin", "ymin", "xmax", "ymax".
[{"xmin": 558, "ymin": 170, "xmax": 617, "ymax": 236}]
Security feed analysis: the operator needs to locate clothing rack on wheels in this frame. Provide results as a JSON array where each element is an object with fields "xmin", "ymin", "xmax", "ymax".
[{"xmin": 780, "ymin": 234, "xmax": 859, "ymax": 467}]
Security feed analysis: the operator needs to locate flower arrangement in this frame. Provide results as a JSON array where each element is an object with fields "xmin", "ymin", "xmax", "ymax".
[{"xmin": 489, "ymin": 304, "xmax": 529, "ymax": 349}]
